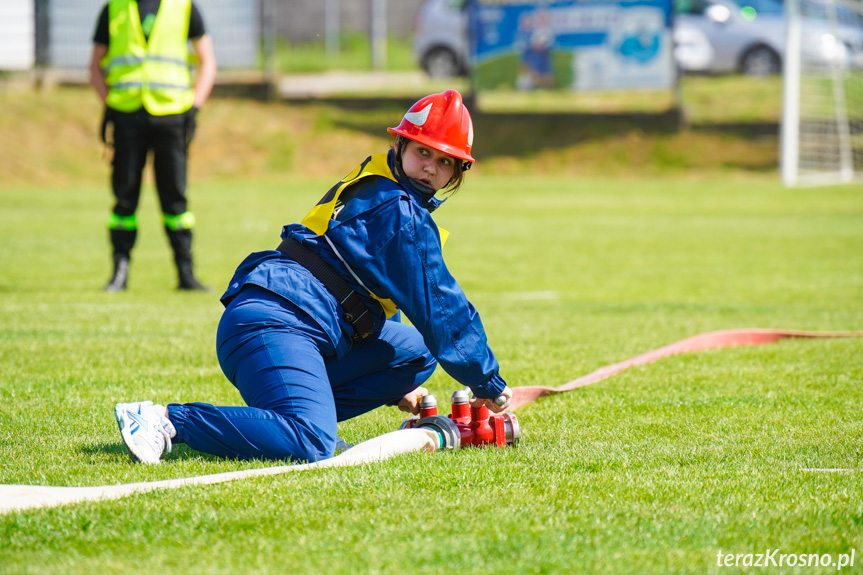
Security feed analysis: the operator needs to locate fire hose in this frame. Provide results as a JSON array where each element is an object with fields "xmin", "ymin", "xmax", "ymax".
[
  {"xmin": 0, "ymin": 428, "xmax": 440, "ymax": 515},
  {"xmin": 507, "ymin": 328, "xmax": 862, "ymax": 410},
  {"xmin": 0, "ymin": 328, "xmax": 859, "ymax": 515}
]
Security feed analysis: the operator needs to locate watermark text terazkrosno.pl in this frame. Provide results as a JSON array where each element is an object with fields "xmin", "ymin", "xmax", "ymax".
[{"xmin": 717, "ymin": 549, "xmax": 855, "ymax": 569}]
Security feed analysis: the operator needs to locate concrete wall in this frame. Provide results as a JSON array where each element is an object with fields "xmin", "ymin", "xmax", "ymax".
[{"xmin": 0, "ymin": 0, "xmax": 35, "ymax": 70}]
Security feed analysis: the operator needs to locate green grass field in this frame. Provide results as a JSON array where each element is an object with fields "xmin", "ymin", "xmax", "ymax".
[
  {"xmin": 1, "ymin": 86, "xmax": 862, "ymax": 574},
  {"xmin": 2, "ymin": 173, "xmax": 862, "ymax": 574}
]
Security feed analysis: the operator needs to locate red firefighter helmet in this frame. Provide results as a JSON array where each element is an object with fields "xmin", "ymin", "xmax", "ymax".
[{"xmin": 387, "ymin": 89, "xmax": 475, "ymax": 164}]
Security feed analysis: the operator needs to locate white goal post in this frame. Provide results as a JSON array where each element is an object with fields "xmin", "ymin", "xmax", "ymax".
[{"xmin": 781, "ymin": 0, "xmax": 863, "ymax": 186}]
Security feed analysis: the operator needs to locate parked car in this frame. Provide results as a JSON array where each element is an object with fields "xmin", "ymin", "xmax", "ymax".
[
  {"xmin": 674, "ymin": 0, "xmax": 863, "ymax": 75},
  {"xmin": 413, "ymin": 0, "xmax": 470, "ymax": 77},
  {"xmin": 413, "ymin": 0, "xmax": 863, "ymax": 78}
]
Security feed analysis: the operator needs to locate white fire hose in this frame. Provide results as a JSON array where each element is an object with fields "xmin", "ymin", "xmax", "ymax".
[{"xmin": 0, "ymin": 428, "xmax": 439, "ymax": 515}]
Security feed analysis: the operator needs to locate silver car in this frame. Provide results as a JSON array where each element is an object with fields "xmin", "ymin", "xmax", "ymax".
[
  {"xmin": 413, "ymin": 0, "xmax": 470, "ymax": 77},
  {"xmin": 674, "ymin": 0, "xmax": 863, "ymax": 75}
]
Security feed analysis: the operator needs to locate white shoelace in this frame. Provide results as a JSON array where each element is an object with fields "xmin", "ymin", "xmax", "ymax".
[
  {"xmin": 158, "ymin": 424, "xmax": 173, "ymax": 454},
  {"xmin": 147, "ymin": 405, "xmax": 175, "ymax": 455}
]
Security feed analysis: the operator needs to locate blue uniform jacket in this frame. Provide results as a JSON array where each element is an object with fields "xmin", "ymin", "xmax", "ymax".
[{"xmin": 221, "ymin": 151, "xmax": 506, "ymax": 399}]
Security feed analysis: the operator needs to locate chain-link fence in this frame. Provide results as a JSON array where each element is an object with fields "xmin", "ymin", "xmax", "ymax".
[
  {"xmin": 276, "ymin": 0, "xmax": 422, "ymax": 43},
  {"xmin": 1, "ymin": 0, "xmax": 426, "ymax": 73}
]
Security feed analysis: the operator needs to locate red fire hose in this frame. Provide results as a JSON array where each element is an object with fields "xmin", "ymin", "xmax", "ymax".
[{"xmin": 509, "ymin": 329, "xmax": 863, "ymax": 411}]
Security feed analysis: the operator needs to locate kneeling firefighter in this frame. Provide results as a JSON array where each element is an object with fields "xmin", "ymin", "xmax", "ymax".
[{"xmin": 113, "ymin": 89, "xmax": 514, "ymax": 464}]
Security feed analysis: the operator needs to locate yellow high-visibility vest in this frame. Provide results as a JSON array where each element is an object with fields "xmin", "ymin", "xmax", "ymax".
[{"xmin": 101, "ymin": 0, "xmax": 194, "ymax": 115}]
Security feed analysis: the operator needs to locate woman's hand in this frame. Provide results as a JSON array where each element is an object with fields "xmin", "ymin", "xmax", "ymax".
[
  {"xmin": 397, "ymin": 387, "xmax": 429, "ymax": 415},
  {"xmin": 470, "ymin": 386, "xmax": 513, "ymax": 413}
]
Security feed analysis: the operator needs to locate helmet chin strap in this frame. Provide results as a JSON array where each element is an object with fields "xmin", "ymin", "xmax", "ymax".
[{"xmin": 393, "ymin": 136, "xmax": 408, "ymax": 180}]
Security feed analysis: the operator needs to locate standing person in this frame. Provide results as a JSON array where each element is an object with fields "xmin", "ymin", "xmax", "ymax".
[
  {"xmin": 114, "ymin": 90, "xmax": 514, "ymax": 464},
  {"xmin": 89, "ymin": 0, "xmax": 217, "ymax": 291}
]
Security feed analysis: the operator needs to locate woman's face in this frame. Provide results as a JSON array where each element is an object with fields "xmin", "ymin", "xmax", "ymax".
[{"xmin": 400, "ymin": 139, "xmax": 456, "ymax": 192}]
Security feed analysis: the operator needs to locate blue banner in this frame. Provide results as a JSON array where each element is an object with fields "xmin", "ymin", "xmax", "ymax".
[{"xmin": 468, "ymin": 0, "xmax": 675, "ymax": 91}]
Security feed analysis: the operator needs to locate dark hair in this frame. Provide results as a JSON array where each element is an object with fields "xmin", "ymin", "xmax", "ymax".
[{"xmin": 392, "ymin": 137, "xmax": 470, "ymax": 194}]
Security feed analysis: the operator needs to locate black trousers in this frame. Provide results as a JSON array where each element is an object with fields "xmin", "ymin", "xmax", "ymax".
[{"xmin": 110, "ymin": 108, "xmax": 190, "ymax": 218}]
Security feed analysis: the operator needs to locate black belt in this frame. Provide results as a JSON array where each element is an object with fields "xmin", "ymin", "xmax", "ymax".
[{"xmin": 276, "ymin": 237, "xmax": 375, "ymax": 341}]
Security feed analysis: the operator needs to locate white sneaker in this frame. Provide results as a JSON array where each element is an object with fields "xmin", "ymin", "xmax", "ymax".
[{"xmin": 114, "ymin": 401, "xmax": 176, "ymax": 464}]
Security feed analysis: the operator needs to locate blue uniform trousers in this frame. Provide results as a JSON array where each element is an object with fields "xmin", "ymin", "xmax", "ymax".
[{"xmin": 167, "ymin": 285, "xmax": 437, "ymax": 462}]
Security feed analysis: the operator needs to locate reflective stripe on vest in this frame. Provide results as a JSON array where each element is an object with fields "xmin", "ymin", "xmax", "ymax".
[
  {"xmin": 300, "ymin": 153, "xmax": 449, "ymax": 319},
  {"xmin": 101, "ymin": 0, "xmax": 194, "ymax": 116}
]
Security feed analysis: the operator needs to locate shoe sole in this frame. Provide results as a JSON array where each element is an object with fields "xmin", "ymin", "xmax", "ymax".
[{"xmin": 114, "ymin": 404, "xmax": 161, "ymax": 465}]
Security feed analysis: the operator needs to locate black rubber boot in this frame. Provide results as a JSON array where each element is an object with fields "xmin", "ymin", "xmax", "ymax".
[
  {"xmin": 104, "ymin": 254, "xmax": 130, "ymax": 292},
  {"xmin": 166, "ymin": 228, "xmax": 210, "ymax": 291},
  {"xmin": 175, "ymin": 257, "xmax": 210, "ymax": 291},
  {"xmin": 105, "ymin": 228, "xmax": 136, "ymax": 292}
]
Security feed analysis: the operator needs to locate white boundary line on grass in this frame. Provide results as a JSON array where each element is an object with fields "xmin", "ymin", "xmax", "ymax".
[
  {"xmin": 800, "ymin": 468, "xmax": 858, "ymax": 472},
  {"xmin": 0, "ymin": 429, "xmax": 438, "ymax": 515}
]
